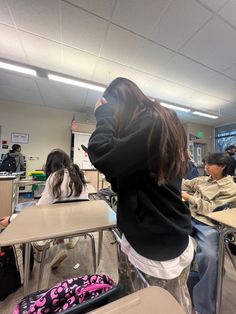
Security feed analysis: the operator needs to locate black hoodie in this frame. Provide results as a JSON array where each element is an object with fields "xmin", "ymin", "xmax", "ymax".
[{"xmin": 88, "ymin": 104, "xmax": 192, "ymax": 261}]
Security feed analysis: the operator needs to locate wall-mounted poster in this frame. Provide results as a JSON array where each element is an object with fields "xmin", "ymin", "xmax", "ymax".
[{"xmin": 11, "ymin": 132, "xmax": 29, "ymax": 144}]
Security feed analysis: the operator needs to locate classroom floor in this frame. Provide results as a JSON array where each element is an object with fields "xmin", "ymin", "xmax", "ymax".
[{"xmin": 0, "ymin": 231, "xmax": 236, "ymax": 313}]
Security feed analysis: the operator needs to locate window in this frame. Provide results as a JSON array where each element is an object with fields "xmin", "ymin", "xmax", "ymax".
[{"xmin": 215, "ymin": 123, "xmax": 236, "ymax": 152}]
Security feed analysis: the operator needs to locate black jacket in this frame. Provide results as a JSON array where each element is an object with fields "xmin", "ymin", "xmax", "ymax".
[
  {"xmin": 227, "ymin": 155, "xmax": 236, "ymax": 176},
  {"xmin": 88, "ymin": 104, "xmax": 192, "ymax": 261}
]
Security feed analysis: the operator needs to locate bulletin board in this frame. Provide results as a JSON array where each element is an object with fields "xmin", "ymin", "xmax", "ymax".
[{"xmin": 11, "ymin": 132, "xmax": 29, "ymax": 144}]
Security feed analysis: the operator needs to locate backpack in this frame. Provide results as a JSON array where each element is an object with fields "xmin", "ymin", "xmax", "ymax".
[
  {"xmin": 0, "ymin": 245, "xmax": 34, "ymax": 301},
  {"xmin": 0, "ymin": 154, "xmax": 17, "ymax": 172},
  {"xmin": 0, "ymin": 246, "xmax": 21, "ymax": 301},
  {"xmin": 13, "ymin": 274, "xmax": 118, "ymax": 314}
]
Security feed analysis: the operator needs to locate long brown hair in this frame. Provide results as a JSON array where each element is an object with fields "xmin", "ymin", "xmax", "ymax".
[
  {"xmin": 45, "ymin": 149, "xmax": 86, "ymax": 198},
  {"xmin": 103, "ymin": 77, "xmax": 188, "ymax": 185}
]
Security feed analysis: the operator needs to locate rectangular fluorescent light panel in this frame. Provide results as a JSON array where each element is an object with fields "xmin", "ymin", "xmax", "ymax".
[
  {"xmin": 48, "ymin": 74, "xmax": 105, "ymax": 92},
  {"xmin": 160, "ymin": 102, "xmax": 191, "ymax": 112},
  {"xmin": 192, "ymin": 111, "xmax": 219, "ymax": 119},
  {"xmin": 0, "ymin": 61, "xmax": 36, "ymax": 76}
]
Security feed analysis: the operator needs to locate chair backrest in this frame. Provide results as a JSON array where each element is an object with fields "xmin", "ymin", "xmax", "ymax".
[
  {"xmin": 60, "ymin": 284, "xmax": 123, "ymax": 314},
  {"xmin": 213, "ymin": 203, "xmax": 230, "ymax": 212},
  {"xmin": 53, "ymin": 198, "xmax": 89, "ymax": 204}
]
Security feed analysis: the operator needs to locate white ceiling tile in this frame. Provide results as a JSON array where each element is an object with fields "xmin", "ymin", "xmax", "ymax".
[
  {"xmin": 223, "ymin": 63, "xmax": 236, "ymax": 80},
  {"xmin": 0, "ymin": 0, "xmax": 13, "ymax": 25},
  {"xmin": 20, "ymin": 31, "xmax": 62, "ymax": 71},
  {"xmin": 0, "ymin": 70, "xmax": 43, "ymax": 105},
  {"xmin": 37, "ymin": 78, "xmax": 88, "ymax": 111},
  {"xmin": 218, "ymin": 102, "xmax": 236, "ymax": 117},
  {"xmin": 65, "ymin": 0, "xmax": 116, "ymax": 19},
  {"xmin": 112, "ymin": 0, "xmax": 171, "ymax": 37},
  {"xmin": 92, "ymin": 59, "xmax": 128, "ymax": 85},
  {"xmin": 130, "ymin": 40, "xmax": 174, "ymax": 76},
  {"xmin": 7, "ymin": 0, "xmax": 60, "ymax": 41},
  {"xmin": 121, "ymin": 68, "xmax": 156, "ymax": 96},
  {"xmin": 62, "ymin": 1, "xmax": 108, "ymax": 55},
  {"xmin": 101, "ymin": 25, "xmax": 145, "ymax": 66},
  {"xmin": 197, "ymin": 0, "xmax": 229, "ymax": 12},
  {"xmin": 61, "ymin": 47, "xmax": 98, "ymax": 80},
  {"xmin": 150, "ymin": 0, "xmax": 212, "ymax": 51},
  {"xmin": 180, "ymin": 90, "xmax": 223, "ymax": 110},
  {"xmin": 163, "ymin": 55, "xmax": 216, "ymax": 90},
  {"xmin": 126, "ymin": 73, "xmax": 193, "ymax": 101},
  {"xmin": 218, "ymin": 0, "xmax": 236, "ymax": 28},
  {"xmin": 181, "ymin": 17, "xmax": 236, "ymax": 71},
  {"xmin": 84, "ymin": 89, "xmax": 103, "ymax": 108},
  {"xmin": 202, "ymin": 74, "xmax": 236, "ymax": 102},
  {"xmin": 0, "ymin": 24, "xmax": 27, "ymax": 62}
]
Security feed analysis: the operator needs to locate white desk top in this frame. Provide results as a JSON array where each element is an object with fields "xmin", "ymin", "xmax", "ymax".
[
  {"xmin": 207, "ymin": 207, "xmax": 236, "ymax": 228},
  {"xmin": 89, "ymin": 286, "xmax": 185, "ymax": 314},
  {"xmin": 0, "ymin": 200, "xmax": 116, "ymax": 246},
  {"xmin": 0, "ymin": 175, "xmax": 17, "ymax": 180}
]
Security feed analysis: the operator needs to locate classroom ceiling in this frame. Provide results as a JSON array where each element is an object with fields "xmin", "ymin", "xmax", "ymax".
[{"xmin": 0, "ymin": 0, "xmax": 236, "ymax": 126}]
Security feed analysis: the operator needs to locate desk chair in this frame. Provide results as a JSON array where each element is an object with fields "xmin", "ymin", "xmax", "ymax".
[
  {"xmin": 190, "ymin": 204, "xmax": 236, "ymax": 314},
  {"xmin": 207, "ymin": 204, "xmax": 236, "ymax": 314},
  {"xmin": 97, "ymin": 189, "xmax": 117, "ymax": 212}
]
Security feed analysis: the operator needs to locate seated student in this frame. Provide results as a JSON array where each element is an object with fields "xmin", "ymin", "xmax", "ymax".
[
  {"xmin": 37, "ymin": 149, "xmax": 88, "ymax": 205},
  {"xmin": 0, "ymin": 149, "xmax": 88, "ymax": 268},
  {"xmin": 225, "ymin": 145, "xmax": 236, "ymax": 176},
  {"xmin": 182, "ymin": 152, "xmax": 236, "ymax": 314},
  {"xmin": 185, "ymin": 150, "xmax": 199, "ymax": 180}
]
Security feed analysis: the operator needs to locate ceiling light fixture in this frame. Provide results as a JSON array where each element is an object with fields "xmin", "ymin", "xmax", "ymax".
[
  {"xmin": 192, "ymin": 111, "xmax": 219, "ymax": 119},
  {"xmin": 160, "ymin": 102, "xmax": 191, "ymax": 112},
  {"xmin": 48, "ymin": 74, "xmax": 106, "ymax": 92},
  {"xmin": 0, "ymin": 61, "xmax": 37, "ymax": 76}
]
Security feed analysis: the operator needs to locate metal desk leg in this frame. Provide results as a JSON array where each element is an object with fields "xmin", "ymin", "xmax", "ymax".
[
  {"xmin": 86, "ymin": 233, "xmax": 96, "ymax": 272},
  {"xmin": 37, "ymin": 242, "xmax": 50, "ymax": 290},
  {"xmin": 23, "ymin": 243, "xmax": 31, "ymax": 296},
  {"xmin": 216, "ymin": 229, "xmax": 227, "ymax": 314},
  {"xmin": 97, "ymin": 230, "xmax": 103, "ymax": 268}
]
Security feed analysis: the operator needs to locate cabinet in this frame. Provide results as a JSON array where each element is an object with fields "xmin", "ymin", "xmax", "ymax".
[
  {"xmin": 84, "ymin": 170, "xmax": 110, "ymax": 192},
  {"xmin": 0, "ymin": 176, "xmax": 19, "ymax": 217}
]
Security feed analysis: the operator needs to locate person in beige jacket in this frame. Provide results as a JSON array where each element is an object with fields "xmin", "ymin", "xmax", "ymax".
[{"xmin": 182, "ymin": 152, "xmax": 236, "ymax": 314}]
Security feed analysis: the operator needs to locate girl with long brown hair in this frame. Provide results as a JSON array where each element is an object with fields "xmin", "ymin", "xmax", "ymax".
[{"xmin": 88, "ymin": 77, "xmax": 193, "ymax": 313}]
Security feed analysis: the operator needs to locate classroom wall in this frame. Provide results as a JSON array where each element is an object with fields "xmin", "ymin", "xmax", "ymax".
[
  {"xmin": 0, "ymin": 101, "xmax": 75, "ymax": 172},
  {"xmin": 0, "ymin": 100, "xmax": 216, "ymax": 173},
  {"xmin": 183, "ymin": 122, "xmax": 215, "ymax": 153}
]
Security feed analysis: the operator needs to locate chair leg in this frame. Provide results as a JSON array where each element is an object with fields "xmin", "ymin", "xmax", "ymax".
[
  {"xmin": 97, "ymin": 230, "xmax": 103, "ymax": 269},
  {"xmin": 216, "ymin": 230, "xmax": 227, "ymax": 314},
  {"xmin": 86, "ymin": 233, "xmax": 96, "ymax": 272},
  {"xmin": 225, "ymin": 242, "xmax": 236, "ymax": 271},
  {"xmin": 37, "ymin": 241, "xmax": 51, "ymax": 290},
  {"xmin": 23, "ymin": 243, "xmax": 31, "ymax": 296}
]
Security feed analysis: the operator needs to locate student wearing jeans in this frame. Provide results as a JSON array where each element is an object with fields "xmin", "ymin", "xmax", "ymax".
[
  {"xmin": 88, "ymin": 77, "xmax": 194, "ymax": 314},
  {"xmin": 182, "ymin": 152, "xmax": 236, "ymax": 314}
]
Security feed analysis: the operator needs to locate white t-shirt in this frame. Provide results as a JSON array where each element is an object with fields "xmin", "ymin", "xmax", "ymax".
[
  {"xmin": 121, "ymin": 234, "xmax": 194, "ymax": 280},
  {"xmin": 37, "ymin": 169, "xmax": 89, "ymax": 206}
]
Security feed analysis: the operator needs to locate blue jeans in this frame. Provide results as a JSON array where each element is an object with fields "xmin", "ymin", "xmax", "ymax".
[
  {"xmin": 192, "ymin": 218, "xmax": 219, "ymax": 314},
  {"xmin": 14, "ymin": 201, "xmax": 37, "ymax": 213}
]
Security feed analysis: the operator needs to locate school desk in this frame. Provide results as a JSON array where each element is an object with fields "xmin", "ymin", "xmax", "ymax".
[
  {"xmin": 89, "ymin": 286, "xmax": 185, "ymax": 314},
  {"xmin": 0, "ymin": 200, "xmax": 116, "ymax": 295},
  {"xmin": 207, "ymin": 208, "xmax": 236, "ymax": 314}
]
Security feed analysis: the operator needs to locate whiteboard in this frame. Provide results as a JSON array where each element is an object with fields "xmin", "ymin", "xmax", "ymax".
[{"xmin": 73, "ymin": 132, "xmax": 94, "ymax": 169}]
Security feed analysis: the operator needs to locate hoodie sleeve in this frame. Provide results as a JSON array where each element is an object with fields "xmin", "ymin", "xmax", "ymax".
[{"xmin": 88, "ymin": 104, "xmax": 155, "ymax": 178}]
